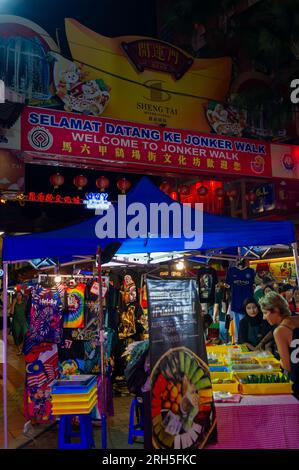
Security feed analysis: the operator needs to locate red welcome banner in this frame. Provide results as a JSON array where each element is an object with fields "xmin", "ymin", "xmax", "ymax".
[{"xmin": 21, "ymin": 107, "xmax": 272, "ymax": 178}]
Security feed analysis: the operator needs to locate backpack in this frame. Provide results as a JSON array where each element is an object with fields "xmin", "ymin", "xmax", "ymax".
[{"xmin": 125, "ymin": 349, "xmax": 148, "ymax": 395}]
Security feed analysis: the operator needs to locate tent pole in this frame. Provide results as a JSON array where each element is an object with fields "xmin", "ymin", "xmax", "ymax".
[
  {"xmin": 291, "ymin": 242, "xmax": 299, "ymax": 286},
  {"xmin": 2, "ymin": 262, "xmax": 8, "ymax": 449},
  {"xmin": 97, "ymin": 247, "xmax": 107, "ymax": 449}
]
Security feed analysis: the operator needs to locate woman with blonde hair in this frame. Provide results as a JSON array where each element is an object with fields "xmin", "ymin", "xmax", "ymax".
[{"xmin": 259, "ymin": 292, "xmax": 299, "ymax": 398}]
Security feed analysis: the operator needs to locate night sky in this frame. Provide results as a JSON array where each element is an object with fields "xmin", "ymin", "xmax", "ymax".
[{"xmin": 0, "ymin": 0, "xmax": 157, "ymax": 40}]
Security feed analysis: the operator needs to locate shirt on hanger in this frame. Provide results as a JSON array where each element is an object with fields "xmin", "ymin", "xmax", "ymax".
[
  {"xmin": 63, "ymin": 283, "xmax": 86, "ymax": 328},
  {"xmin": 226, "ymin": 266, "xmax": 255, "ymax": 312},
  {"xmin": 197, "ymin": 266, "xmax": 218, "ymax": 304},
  {"xmin": 25, "ymin": 286, "xmax": 63, "ymax": 351}
]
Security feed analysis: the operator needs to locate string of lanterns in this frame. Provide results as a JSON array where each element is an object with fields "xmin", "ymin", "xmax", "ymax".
[
  {"xmin": 49, "ymin": 174, "xmax": 131, "ymax": 194},
  {"xmin": 159, "ymin": 181, "xmax": 240, "ymax": 201}
]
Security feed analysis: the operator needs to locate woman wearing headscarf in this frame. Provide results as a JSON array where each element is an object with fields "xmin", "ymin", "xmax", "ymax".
[{"xmin": 238, "ymin": 298, "xmax": 271, "ymax": 350}]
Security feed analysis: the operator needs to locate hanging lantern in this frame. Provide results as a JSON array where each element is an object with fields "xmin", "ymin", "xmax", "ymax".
[
  {"xmin": 73, "ymin": 174, "xmax": 88, "ymax": 190},
  {"xmin": 96, "ymin": 176, "xmax": 110, "ymax": 192},
  {"xmin": 170, "ymin": 191, "xmax": 178, "ymax": 200},
  {"xmin": 117, "ymin": 177, "xmax": 131, "ymax": 194},
  {"xmin": 159, "ymin": 180, "xmax": 171, "ymax": 194},
  {"xmin": 50, "ymin": 172, "xmax": 64, "ymax": 189},
  {"xmin": 214, "ymin": 187, "xmax": 225, "ymax": 200},
  {"xmin": 197, "ymin": 185, "xmax": 208, "ymax": 197},
  {"xmin": 179, "ymin": 184, "xmax": 190, "ymax": 196},
  {"xmin": 226, "ymin": 188, "xmax": 238, "ymax": 201},
  {"xmin": 246, "ymin": 191, "xmax": 257, "ymax": 204}
]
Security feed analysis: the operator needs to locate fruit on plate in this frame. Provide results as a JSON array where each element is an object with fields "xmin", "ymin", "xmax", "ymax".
[{"xmin": 151, "ymin": 347, "xmax": 215, "ymax": 449}]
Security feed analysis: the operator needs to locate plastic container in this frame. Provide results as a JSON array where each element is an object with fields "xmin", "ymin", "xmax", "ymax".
[
  {"xmin": 51, "ymin": 388, "xmax": 97, "ymax": 404},
  {"xmin": 52, "ymin": 397, "xmax": 97, "ymax": 416},
  {"xmin": 230, "ymin": 363, "xmax": 273, "ymax": 372},
  {"xmin": 210, "ymin": 372, "xmax": 239, "ymax": 393},
  {"xmin": 235, "ymin": 372, "xmax": 292, "ymax": 395},
  {"xmin": 51, "ymin": 375, "xmax": 97, "ymax": 395},
  {"xmin": 52, "ymin": 401, "xmax": 97, "ymax": 416}
]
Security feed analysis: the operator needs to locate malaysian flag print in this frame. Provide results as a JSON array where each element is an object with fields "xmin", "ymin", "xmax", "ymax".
[{"xmin": 26, "ymin": 361, "xmax": 48, "ymax": 389}]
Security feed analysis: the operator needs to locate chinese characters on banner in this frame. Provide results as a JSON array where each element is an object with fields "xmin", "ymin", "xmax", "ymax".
[{"xmin": 21, "ymin": 107, "xmax": 272, "ymax": 178}]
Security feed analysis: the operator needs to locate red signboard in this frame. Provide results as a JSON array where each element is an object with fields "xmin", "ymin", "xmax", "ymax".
[
  {"xmin": 121, "ymin": 39, "xmax": 193, "ymax": 79},
  {"xmin": 21, "ymin": 107, "xmax": 272, "ymax": 178}
]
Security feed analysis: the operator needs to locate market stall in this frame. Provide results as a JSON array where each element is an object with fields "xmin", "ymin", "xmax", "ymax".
[{"xmin": 2, "ymin": 176, "xmax": 299, "ymax": 449}]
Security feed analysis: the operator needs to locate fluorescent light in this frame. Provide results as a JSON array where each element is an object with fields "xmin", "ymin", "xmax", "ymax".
[{"xmin": 175, "ymin": 261, "xmax": 185, "ymax": 271}]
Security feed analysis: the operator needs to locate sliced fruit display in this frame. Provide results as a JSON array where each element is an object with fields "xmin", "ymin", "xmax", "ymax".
[{"xmin": 151, "ymin": 346, "xmax": 215, "ymax": 449}]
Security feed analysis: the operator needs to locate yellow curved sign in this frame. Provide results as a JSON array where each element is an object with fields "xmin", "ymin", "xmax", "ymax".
[{"xmin": 65, "ymin": 18, "xmax": 232, "ymax": 132}]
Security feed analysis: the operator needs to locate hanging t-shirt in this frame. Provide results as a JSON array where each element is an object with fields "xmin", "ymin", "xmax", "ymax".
[
  {"xmin": 24, "ymin": 343, "xmax": 59, "ymax": 424},
  {"xmin": 63, "ymin": 283, "xmax": 85, "ymax": 328},
  {"xmin": 58, "ymin": 328, "xmax": 85, "ymax": 361},
  {"xmin": 197, "ymin": 267, "xmax": 218, "ymax": 304},
  {"xmin": 226, "ymin": 267, "xmax": 255, "ymax": 312},
  {"xmin": 25, "ymin": 286, "xmax": 63, "ymax": 352}
]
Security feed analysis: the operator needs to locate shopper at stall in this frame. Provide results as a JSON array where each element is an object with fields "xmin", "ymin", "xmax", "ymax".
[
  {"xmin": 225, "ymin": 260, "xmax": 255, "ymax": 338},
  {"xmin": 11, "ymin": 291, "xmax": 28, "ymax": 355},
  {"xmin": 291, "ymin": 288, "xmax": 299, "ymax": 315},
  {"xmin": 260, "ymin": 292, "xmax": 299, "ymax": 398},
  {"xmin": 254, "ymin": 276, "xmax": 273, "ymax": 302},
  {"xmin": 238, "ymin": 298, "xmax": 271, "ymax": 350},
  {"xmin": 213, "ymin": 281, "xmax": 229, "ymax": 343},
  {"xmin": 263, "ymin": 285, "xmax": 275, "ymax": 295},
  {"xmin": 280, "ymin": 284, "xmax": 294, "ymax": 311}
]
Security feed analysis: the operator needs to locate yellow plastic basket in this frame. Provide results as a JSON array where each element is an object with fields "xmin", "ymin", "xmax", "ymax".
[
  {"xmin": 51, "ymin": 388, "xmax": 97, "ymax": 404},
  {"xmin": 52, "ymin": 397, "xmax": 98, "ymax": 415},
  {"xmin": 235, "ymin": 372, "xmax": 292, "ymax": 395},
  {"xmin": 210, "ymin": 371, "xmax": 239, "ymax": 394}
]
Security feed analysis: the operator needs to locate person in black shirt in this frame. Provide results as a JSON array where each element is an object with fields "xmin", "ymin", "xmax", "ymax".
[{"xmin": 238, "ymin": 298, "xmax": 271, "ymax": 350}]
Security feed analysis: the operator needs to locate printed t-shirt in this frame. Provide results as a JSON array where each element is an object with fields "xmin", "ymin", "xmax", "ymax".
[
  {"xmin": 25, "ymin": 286, "xmax": 63, "ymax": 352},
  {"xmin": 225, "ymin": 267, "xmax": 255, "ymax": 313},
  {"xmin": 63, "ymin": 283, "xmax": 85, "ymax": 328},
  {"xmin": 197, "ymin": 267, "xmax": 218, "ymax": 304}
]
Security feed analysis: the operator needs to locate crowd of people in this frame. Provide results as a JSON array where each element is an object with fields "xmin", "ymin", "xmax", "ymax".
[{"xmin": 207, "ymin": 275, "xmax": 299, "ymax": 399}]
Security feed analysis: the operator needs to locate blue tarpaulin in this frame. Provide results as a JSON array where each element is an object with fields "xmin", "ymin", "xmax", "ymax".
[{"xmin": 2, "ymin": 177, "xmax": 295, "ymax": 262}]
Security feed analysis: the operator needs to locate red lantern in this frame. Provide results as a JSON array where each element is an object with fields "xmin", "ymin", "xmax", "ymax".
[
  {"xmin": 117, "ymin": 177, "xmax": 131, "ymax": 194},
  {"xmin": 50, "ymin": 172, "xmax": 64, "ymax": 189},
  {"xmin": 159, "ymin": 181, "xmax": 171, "ymax": 194},
  {"xmin": 246, "ymin": 191, "xmax": 257, "ymax": 204},
  {"xmin": 179, "ymin": 184, "xmax": 190, "ymax": 196},
  {"xmin": 73, "ymin": 174, "xmax": 88, "ymax": 190},
  {"xmin": 96, "ymin": 176, "xmax": 110, "ymax": 192},
  {"xmin": 226, "ymin": 188, "xmax": 238, "ymax": 201},
  {"xmin": 214, "ymin": 187, "xmax": 225, "ymax": 199},
  {"xmin": 197, "ymin": 185, "xmax": 208, "ymax": 197}
]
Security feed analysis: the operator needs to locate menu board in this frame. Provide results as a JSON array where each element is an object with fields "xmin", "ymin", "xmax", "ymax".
[{"xmin": 147, "ymin": 278, "xmax": 217, "ymax": 450}]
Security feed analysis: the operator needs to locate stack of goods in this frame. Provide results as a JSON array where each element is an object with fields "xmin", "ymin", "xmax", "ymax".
[{"xmin": 51, "ymin": 375, "xmax": 97, "ymax": 415}]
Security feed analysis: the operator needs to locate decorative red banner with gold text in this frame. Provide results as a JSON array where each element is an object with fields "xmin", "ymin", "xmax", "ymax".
[{"xmin": 21, "ymin": 107, "xmax": 272, "ymax": 177}]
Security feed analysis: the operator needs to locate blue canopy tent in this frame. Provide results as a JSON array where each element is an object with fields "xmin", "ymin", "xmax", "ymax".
[
  {"xmin": 2, "ymin": 176, "xmax": 296, "ymax": 261},
  {"xmin": 1, "ymin": 176, "xmax": 299, "ymax": 449}
]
